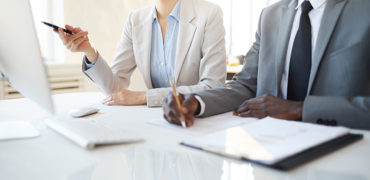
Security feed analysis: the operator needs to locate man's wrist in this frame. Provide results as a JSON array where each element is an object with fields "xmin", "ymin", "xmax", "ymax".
[
  {"xmin": 194, "ymin": 100, "xmax": 200, "ymax": 115},
  {"xmin": 294, "ymin": 101, "xmax": 303, "ymax": 120}
]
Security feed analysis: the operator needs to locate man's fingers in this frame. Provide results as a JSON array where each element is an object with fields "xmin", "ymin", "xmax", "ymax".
[
  {"xmin": 246, "ymin": 103, "xmax": 264, "ymax": 110},
  {"xmin": 236, "ymin": 105, "xmax": 249, "ymax": 114},
  {"xmin": 186, "ymin": 118, "xmax": 194, "ymax": 127},
  {"xmin": 236, "ymin": 96, "xmax": 268, "ymax": 113},
  {"xmin": 239, "ymin": 110, "xmax": 267, "ymax": 119},
  {"xmin": 169, "ymin": 104, "xmax": 181, "ymax": 120},
  {"xmin": 163, "ymin": 114, "xmax": 171, "ymax": 123},
  {"xmin": 247, "ymin": 94, "xmax": 273, "ymax": 104},
  {"xmin": 168, "ymin": 111, "xmax": 181, "ymax": 125}
]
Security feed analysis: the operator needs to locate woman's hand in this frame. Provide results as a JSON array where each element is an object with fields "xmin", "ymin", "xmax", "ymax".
[
  {"xmin": 102, "ymin": 89, "xmax": 147, "ymax": 106},
  {"xmin": 54, "ymin": 25, "xmax": 98, "ymax": 62}
]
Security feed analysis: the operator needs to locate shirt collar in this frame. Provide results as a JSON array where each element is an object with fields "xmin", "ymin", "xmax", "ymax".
[
  {"xmin": 153, "ymin": 0, "xmax": 181, "ymax": 22},
  {"xmin": 295, "ymin": 0, "xmax": 327, "ymax": 10}
]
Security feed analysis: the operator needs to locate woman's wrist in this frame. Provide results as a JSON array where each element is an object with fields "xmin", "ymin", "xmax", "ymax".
[
  {"xmin": 140, "ymin": 91, "xmax": 147, "ymax": 105},
  {"xmin": 84, "ymin": 47, "xmax": 98, "ymax": 63}
]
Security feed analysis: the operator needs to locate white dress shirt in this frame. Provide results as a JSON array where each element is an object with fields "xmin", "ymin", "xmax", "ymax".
[{"xmin": 197, "ymin": 0, "xmax": 327, "ymax": 116}]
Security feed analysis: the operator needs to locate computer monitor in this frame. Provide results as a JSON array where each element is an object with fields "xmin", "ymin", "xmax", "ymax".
[{"xmin": 0, "ymin": 0, "xmax": 54, "ymax": 114}]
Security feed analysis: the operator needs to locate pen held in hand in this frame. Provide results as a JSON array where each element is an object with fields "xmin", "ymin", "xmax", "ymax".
[
  {"xmin": 169, "ymin": 78, "xmax": 187, "ymax": 128},
  {"xmin": 42, "ymin": 21, "xmax": 73, "ymax": 35}
]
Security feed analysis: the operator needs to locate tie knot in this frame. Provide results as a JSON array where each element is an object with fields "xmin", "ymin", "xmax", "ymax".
[{"xmin": 301, "ymin": 1, "xmax": 313, "ymax": 14}]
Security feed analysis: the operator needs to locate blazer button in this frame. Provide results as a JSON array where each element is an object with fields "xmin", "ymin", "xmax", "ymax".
[{"xmin": 317, "ymin": 119, "xmax": 323, "ymax": 124}]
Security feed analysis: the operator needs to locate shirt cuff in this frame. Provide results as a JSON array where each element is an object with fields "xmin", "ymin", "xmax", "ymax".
[
  {"xmin": 83, "ymin": 55, "xmax": 98, "ymax": 69},
  {"xmin": 194, "ymin": 95, "xmax": 205, "ymax": 116}
]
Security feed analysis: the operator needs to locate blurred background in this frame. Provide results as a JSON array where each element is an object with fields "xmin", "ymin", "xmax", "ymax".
[{"xmin": 0, "ymin": 0, "xmax": 278, "ymax": 100}]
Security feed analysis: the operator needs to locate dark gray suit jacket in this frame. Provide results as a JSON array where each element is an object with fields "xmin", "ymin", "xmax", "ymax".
[{"xmin": 196, "ymin": 0, "xmax": 370, "ymax": 130}]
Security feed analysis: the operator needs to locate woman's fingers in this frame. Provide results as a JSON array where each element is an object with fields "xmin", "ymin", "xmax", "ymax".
[
  {"xmin": 71, "ymin": 36, "xmax": 87, "ymax": 51},
  {"xmin": 65, "ymin": 31, "xmax": 87, "ymax": 46},
  {"xmin": 58, "ymin": 28, "xmax": 67, "ymax": 44},
  {"xmin": 102, "ymin": 96, "xmax": 113, "ymax": 104},
  {"xmin": 64, "ymin": 32, "xmax": 88, "ymax": 51},
  {"xmin": 105, "ymin": 100, "xmax": 116, "ymax": 106}
]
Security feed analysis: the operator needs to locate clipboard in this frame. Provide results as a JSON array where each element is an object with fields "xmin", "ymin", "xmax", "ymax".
[{"xmin": 181, "ymin": 133, "xmax": 363, "ymax": 170}]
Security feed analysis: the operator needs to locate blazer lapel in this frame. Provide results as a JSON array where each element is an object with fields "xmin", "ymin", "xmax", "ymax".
[
  {"xmin": 274, "ymin": 1, "xmax": 296, "ymax": 96},
  {"xmin": 174, "ymin": 0, "xmax": 196, "ymax": 84},
  {"xmin": 307, "ymin": 0, "xmax": 347, "ymax": 94},
  {"xmin": 133, "ymin": 6, "xmax": 154, "ymax": 89}
]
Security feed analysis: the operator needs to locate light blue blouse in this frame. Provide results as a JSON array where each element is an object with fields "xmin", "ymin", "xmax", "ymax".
[{"xmin": 150, "ymin": 0, "xmax": 181, "ymax": 88}]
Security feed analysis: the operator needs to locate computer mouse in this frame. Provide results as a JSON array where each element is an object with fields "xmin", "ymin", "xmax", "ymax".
[{"xmin": 69, "ymin": 107, "xmax": 99, "ymax": 118}]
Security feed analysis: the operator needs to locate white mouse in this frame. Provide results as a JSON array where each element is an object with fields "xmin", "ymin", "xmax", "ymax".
[{"xmin": 69, "ymin": 107, "xmax": 99, "ymax": 118}]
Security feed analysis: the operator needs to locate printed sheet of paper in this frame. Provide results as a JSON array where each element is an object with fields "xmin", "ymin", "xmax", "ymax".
[{"xmin": 147, "ymin": 112, "xmax": 252, "ymax": 136}]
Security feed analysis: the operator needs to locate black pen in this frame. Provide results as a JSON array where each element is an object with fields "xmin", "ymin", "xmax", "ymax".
[{"xmin": 42, "ymin": 21, "xmax": 73, "ymax": 35}]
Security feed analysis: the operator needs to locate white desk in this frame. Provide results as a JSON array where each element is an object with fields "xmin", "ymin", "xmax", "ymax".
[{"xmin": 0, "ymin": 92, "xmax": 369, "ymax": 180}]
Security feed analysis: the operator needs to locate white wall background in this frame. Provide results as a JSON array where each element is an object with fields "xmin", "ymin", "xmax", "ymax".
[
  {"xmin": 30, "ymin": 0, "xmax": 65, "ymax": 62},
  {"xmin": 64, "ymin": 0, "xmax": 152, "ymax": 91}
]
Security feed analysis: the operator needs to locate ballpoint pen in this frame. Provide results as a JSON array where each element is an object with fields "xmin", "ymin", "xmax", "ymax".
[
  {"xmin": 169, "ymin": 78, "xmax": 187, "ymax": 128},
  {"xmin": 42, "ymin": 21, "xmax": 73, "ymax": 35}
]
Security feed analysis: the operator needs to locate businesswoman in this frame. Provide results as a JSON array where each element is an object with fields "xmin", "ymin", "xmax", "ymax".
[{"xmin": 56, "ymin": 0, "xmax": 226, "ymax": 107}]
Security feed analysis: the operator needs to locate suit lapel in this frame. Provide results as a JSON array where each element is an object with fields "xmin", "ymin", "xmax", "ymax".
[
  {"xmin": 133, "ymin": 6, "xmax": 154, "ymax": 89},
  {"xmin": 274, "ymin": 1, "xmax": 296, "ymax": 96},
  {"xmin": 307, "ymin": 0, "xmax": 347, "ymax": 94},
  {"xmin": 174, "ymin": 0, "xmax": 196, "ymax": 84}
]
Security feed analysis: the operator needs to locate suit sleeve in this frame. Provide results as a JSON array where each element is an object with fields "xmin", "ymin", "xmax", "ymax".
[
  {"xmin": 83, "ymin": 12, "xmax": 136, "ymax": 95},
  {"xmin": 146, "ymin": 5, "xmax": 226, "ymax": 107},
  {"xmin": 193, "ymin": 9, "xmax": 266, "ymax": 117},
  {"xmin": 303, "ymin": 96, "xmax": 370, "ymax": 130}
]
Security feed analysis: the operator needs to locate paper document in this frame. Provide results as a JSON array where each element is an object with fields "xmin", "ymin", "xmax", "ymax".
[
  {"xmin": 147, "ymin": 112, "xmax": 249, "ymax": 136},
  {"xmin": 0, "ymin": 121, "xmax": 40, "ymax": 140},
  {"xmin": 183, "ymin": 117, "xmax": 350, "ymax": 164}
]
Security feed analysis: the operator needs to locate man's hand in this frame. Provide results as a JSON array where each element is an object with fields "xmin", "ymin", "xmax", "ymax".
[
  {"xmin": 233, "ymin": 94, "xmax": 303, "ymax": 120},
  {"xmin": 162, "ymin": 93, "xmax": 200, "ymax": 127},
  {"xmin": 102, "ymin": 89, "xmax": 146, "ymax": 106}
]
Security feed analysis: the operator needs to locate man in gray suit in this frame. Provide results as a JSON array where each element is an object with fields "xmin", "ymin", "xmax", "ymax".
[{"xmin": 162, "ymin": 0, "xmax": 370, "ymax": 130}]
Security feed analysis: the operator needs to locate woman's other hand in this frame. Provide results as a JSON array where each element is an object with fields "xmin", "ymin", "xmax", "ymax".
[{"xmin": 102, "ymin": 89, "xmax": 147, "ymax": 106}]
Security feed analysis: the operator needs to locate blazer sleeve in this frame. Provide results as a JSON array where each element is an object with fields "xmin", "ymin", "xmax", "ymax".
[
  {"xmin": 303, "ymin": 96, "xmax": 370, "ymax": 130},
  {"xmin": 192, "ymin": 9, "xmax": 266, "ymax": 117},
  {"xmin": 83, "ymin": 13, "xmax": 136, "ymax": 95},
  {"xmin": 146, "ymin": 5, "xmax": 227, "ymax": 107}
]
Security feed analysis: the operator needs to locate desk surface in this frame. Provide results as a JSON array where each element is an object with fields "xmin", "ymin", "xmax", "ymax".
[{"xmin": 0, "ymin": 92, "xmax": 369, "ymax": 180}]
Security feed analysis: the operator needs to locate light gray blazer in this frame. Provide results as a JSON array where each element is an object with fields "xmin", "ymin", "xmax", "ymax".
[
  {"xmin": 196, "ymin": 0, "xmax": 370, "ymax": 130},
  {"xmin": 83, "ymin": 0, "xmax": 226, "ymax": 107}
]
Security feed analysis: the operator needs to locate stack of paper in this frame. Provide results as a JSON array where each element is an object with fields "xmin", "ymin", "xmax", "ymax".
[{"xmin": 183, "ymin": 117, "xmax": 350, "ymax": 165}]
